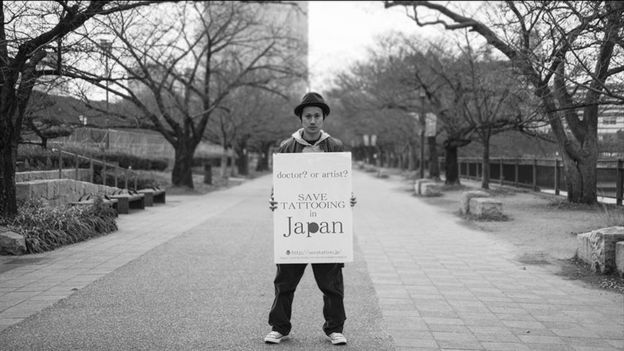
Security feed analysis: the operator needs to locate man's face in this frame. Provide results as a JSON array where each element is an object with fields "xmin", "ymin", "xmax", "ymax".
[{"xmin": 300, "ymin": 106, "xmax": 324, "ymax": 137}]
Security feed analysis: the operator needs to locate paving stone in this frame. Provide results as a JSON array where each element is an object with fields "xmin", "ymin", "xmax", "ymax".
[
  {"xmin": 517, "ymin": 335, "xmax": 565, "ymax": 344},
  {"xmin": 2, "ymin": 172, "xmax": 623, "ymax": 350},
  {"xmin": 393, "ymin": 337, "xmax": 438, "ymax": 348},
  {"xmin": 481, "ymin": 342, "xmax": 532, "ymax": 351}
]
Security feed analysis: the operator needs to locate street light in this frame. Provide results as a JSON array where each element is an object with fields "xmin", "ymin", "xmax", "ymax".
[
  {"xmin": 419, "ymin": 88, "xmax": 426, "ymax": 178},
  {"xmin": 371, "ymin": 134, "xmax": 379, "ymax": 167},
  {"xmin": 100, "ymin": 39, "xmax": 112, "ymax": 186},
  {"xmin": 362, "ymin": 134, "xmax": 370, "ymax": 164},
  {"xmin": 100, "ymin": 39, "xmax": 112, "ymax": 150}
]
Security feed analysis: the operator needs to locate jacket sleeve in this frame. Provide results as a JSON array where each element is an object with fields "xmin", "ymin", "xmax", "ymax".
[
  {"xmin": 330, "ymin": 137, "xmax": 344, "ymax": 152},
  {"xmin": 278, "ymin": 137, "xmax": 294, "ymax": 153}
]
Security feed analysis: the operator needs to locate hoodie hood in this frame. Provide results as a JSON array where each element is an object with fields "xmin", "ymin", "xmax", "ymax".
[{"xmin": 291, "ymin": 128, "xmax": 331, "ymax": 152}]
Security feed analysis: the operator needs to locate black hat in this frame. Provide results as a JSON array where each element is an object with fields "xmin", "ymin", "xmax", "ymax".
[{"xmin": 294, "ymin": 92, "xmax": 330, "ymax": 118}]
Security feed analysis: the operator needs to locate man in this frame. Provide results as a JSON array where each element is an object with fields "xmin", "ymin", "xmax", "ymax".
[{"xmin": 265, "ymin": 92, "xmax": 355, "ymax": 346}]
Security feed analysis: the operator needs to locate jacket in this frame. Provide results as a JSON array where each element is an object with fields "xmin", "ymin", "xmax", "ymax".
[{"xmin": 277, "ymin": 128, "xmax": 344, "ymax": 154}]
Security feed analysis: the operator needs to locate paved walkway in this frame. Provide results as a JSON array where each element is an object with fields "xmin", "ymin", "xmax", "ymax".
[{"xmin": 0, "ymin": 170, "xmax": 622, "ymax": 350}]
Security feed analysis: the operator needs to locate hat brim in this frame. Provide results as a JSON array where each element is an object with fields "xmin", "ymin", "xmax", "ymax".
[{"xmin": 294, "ymin": 103, "xmax": 330, "ymax": 117}]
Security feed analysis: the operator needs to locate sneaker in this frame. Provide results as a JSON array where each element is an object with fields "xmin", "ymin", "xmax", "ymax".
[
  {"xmin": 328, "ymin": 332, "xmax": 347, "ymax": 345},
  {"xmin": 264, "ymin": 331, "xmax": 287, "ymax": 344}
]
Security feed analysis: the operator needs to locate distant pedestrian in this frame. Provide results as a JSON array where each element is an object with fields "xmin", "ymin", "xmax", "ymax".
[{"xmin": 265, "ymin": 92, "xmax": 356, "ymax": 346}]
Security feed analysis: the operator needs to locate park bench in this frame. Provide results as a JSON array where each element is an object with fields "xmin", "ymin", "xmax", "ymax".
[
  {"xmin": 137, "ymin": 187, "xmax": 166, "ymax": 206},
  {"xmin": 69, "ymin": 194, "xmax": 119, "ymax": 215},
  {"xmin": 108, "ymin": 190, "xmax": 146, "ymax": 214}
]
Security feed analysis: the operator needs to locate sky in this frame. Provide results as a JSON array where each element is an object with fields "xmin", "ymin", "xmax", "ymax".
[{"xmin": 308, "ymin": 1, "xmax": 443, "ymax": 93}]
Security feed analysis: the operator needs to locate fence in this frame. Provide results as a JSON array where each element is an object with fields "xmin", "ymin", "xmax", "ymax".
[
  {"xmin": 457, "ymin": 157, "xmax": 623, "ymax": 206},
  {"xmin": 50, "ymin": 147, "xmax": 140, "ymax": 190}
]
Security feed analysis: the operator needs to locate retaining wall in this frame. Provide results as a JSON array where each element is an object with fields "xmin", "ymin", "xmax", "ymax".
[
  {"xmin": 16, "ymin": 169, "xmax": 91, "ymax": 183},
  {"xmin": 16, "ymin": 179, "xmax": 120, "ymax": 207}
]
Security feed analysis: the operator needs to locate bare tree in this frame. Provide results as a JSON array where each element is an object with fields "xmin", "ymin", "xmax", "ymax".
[
  {"xmin": 453, "ymin": 39, "xmax": 542, "ymax": 189},
  {"xmin": 69, "ymin": 1, "xmax": 304, "ymax": 188},
  {"xmin": 385, "ymin": 0, "xmax": 624, "ymax": 204},
  {"xmin": 204, "ymin": 87, "xmax": 298, "ymax": 176},
  {"xmin": 329, "ymin": 36, "xmax": 424, "ymax": 171},
  {"xmin": 0, "ymin": 1, "xmax": 162, "ymax": 218}
]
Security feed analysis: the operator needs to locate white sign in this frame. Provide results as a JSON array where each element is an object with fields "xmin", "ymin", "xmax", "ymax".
[
  {"xmin": 273, "ymin": 152, "xmax": 353, "ymax": 264},
  {"xmin": 425, "ymin": 112, "xmax": 437, "ymax": 137}
]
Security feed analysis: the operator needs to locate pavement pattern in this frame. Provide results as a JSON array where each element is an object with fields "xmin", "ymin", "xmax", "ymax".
[{"xmin": 0, "ymin": 170, "xmax": 622, "ymax": 350}]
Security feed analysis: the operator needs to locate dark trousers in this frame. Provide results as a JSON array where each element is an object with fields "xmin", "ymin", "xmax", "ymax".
[{"xmin": 268, "ymin": 263, "xmax": 346, "ymax": 336}]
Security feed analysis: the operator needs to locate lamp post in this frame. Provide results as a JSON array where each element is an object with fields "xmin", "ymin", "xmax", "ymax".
[
  {"xmin": 362, "ymin": 134, "xmax": 370, "ymax": 164},
  {"xmin": 419, "ymin": 88, "xmax": 426, "ymax": 179},
  {"xmin": 371, "ymin": 134, "xmax": 379, "ymax": 167},
  {"xmin": 100, "ymin": 39, "xmax": 112, "ymax": 150},
  {"xmin": 100, "ymin": 39, "xmax": 112, "ymax": 186}
]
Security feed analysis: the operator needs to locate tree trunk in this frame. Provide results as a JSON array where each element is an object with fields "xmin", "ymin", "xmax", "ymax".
[
  {"xmin": 444, "ymin": 144, "xmax": 460, "ymax": 185},
  {"xmin": 234, "ymin": 137, "xmax": 249, "ymax": 176},
  {"xmin": 407, "ymin": 143, "xmax": 415, "ymax": 171},
  {"xmin": 235, "ymin": 149, "xmax": 249, "ymax": 176},
  {"xmin": 171, "ymin": 141, "xmax": 196, "ymax": 188},
  {"xmin": 0, "ymin": 139, "xmax": 18, "ymax": 217},
  {"xmin": 481, "ymin": 136, "xmax": 491, "ymax": 189},
  {"xmin": 256, "ymin": 151, "xmax": 269, "ymax": 171},
  {"xmin": 537, "ymin": 81, "xmax": 599, "ymax": 204},
  {"xmin": 256, "ymin": 143, "xmax": 272, "ymax": 172},
  {"xmin": 220, "ymin": 153, "xmax": 228, "ymax": 179},
  {"xmin": 427, "ymin": 136, "xmax": 440, "ymax": 180},
  {"xmin": 561, "ymin": 149, "xmax": 598, "ymax": 204}
]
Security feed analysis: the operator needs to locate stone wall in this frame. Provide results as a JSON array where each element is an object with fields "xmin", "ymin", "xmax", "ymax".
[
  {"xmin": 576, "ymin": 226, "xmax": 624, "ymax": 274},
  {"xmin": 16, "ymin": 169, "xmax": 91, "ymax": 182},
  {"xmin": 16, "ymin": 179, "xmax": 120, "ymax": 207}
]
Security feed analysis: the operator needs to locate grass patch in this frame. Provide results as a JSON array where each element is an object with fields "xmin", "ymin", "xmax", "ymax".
[
  {"xmin": 600, "ymin": 204, "xmax": 624, "ymax": 226},
  {"xmin": 546, "ymin": 199, "xmax": 599, "ymax": 210},
  {"xmin": 440, "ymin": 183, "xmax": 470, "ymax": 192},
  {"xmin": 485, "ymin": 186, "xmax": 519, "ymax": 197},
  {"xmin": 462, "ymin": 211, "xmax": 511, "ymax": 222},
  {"xmin": 2, "ymin": 198, "xmax": 118, "ymax": 254},
  {"xmin": 546, "ymin": 200, "xmax": 623, "ymax": 226}
]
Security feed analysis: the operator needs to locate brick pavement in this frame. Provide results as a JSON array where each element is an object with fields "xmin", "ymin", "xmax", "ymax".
[
  {"xmin": 353, "ymin": 171, "xmax": 624, "ymax": 351},
  {"xmin": 0, "ymin": 170, "xmax": 622, "ymax": 350}
]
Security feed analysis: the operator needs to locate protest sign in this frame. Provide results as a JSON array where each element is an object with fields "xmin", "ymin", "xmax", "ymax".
[{"xmin": 272, "ymin": 152, "xmax": 353, "ymax": 264}]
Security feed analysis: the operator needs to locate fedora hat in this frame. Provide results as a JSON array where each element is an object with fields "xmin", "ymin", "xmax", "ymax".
[{"xmin": 294, "ymin": 92, "xmax": 330, "ymax": 118}]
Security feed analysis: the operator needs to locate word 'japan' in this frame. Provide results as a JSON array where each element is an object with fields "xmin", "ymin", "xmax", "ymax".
[{"xmin": 282, "ymin": 217, "xmax": 344, "ymax": 238}]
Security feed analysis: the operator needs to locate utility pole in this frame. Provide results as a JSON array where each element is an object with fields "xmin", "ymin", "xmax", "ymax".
[
  {"xmin": 100, "ymin": 39, "xmax": 112, "ymax": 186},
  {"xmin": 100, "ymin": 39, "xmax": 112, "ymax": 150},
  {"xmin": 419, "ymin": 88, "xmax": 426, "ymax": 179}
]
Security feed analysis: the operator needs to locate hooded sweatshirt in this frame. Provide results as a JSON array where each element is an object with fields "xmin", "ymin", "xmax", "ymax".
[{"xmin": 278, "ymin": 128, "xmax": 344, "ymax": 154}]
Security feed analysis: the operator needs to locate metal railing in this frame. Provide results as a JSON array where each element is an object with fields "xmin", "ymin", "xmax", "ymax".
[
  {"xmin": 457, "ymin": 157, "xmax": 623, "ymax": 206},
  {"xmin": 51, "ymin": 147, "xmax": 139, "ymax": 190}
]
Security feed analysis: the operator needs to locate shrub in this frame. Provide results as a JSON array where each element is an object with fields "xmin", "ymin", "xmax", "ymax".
[
  {"xmin": 3, "ymin": 198, "xmax": 117, "ymax": 254},
  {"xmin": 104, "ymin": 152, "xmax": 168, "ymax": 171},
  {"xmin": 193, "ymin": 156, "xmax": 221, "ymax": 167}
]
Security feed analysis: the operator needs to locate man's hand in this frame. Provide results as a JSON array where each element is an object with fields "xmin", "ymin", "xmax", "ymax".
[{"xmin": 350, "ymin": 192, "xmax": 357, "ymax": 207}]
